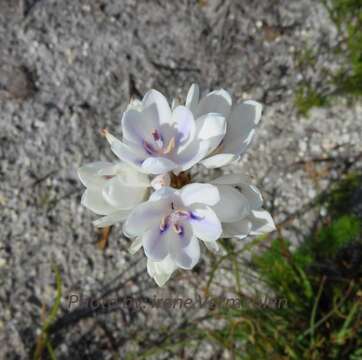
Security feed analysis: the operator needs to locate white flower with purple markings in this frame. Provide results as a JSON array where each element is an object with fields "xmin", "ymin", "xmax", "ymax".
[
  {"xmin": 77, "ymin": 84, "xmax": 276, "ymax": 287},
  {"xmin": 102, "ymin": 89, "xmax": 226, "ymax": 175},
  {"xmin": 123, "ymin": 184, "xmax": 221, "ymax": 269}
]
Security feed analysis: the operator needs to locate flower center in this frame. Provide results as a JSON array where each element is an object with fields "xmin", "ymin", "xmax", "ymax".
[
  {"xmin": 170, "ymin": 172, "xmax": 191, "ymax": 189},
  {"xmin": 159, "ymin": 202, "xmax": 205, "ymax": 236},
  {"xmin": 143, "ymin": 129, "xmax": 176, "ymax": 156},
  {"xmin": 159, "ymin": 203, "xmax": 191, "ymax": 235}
]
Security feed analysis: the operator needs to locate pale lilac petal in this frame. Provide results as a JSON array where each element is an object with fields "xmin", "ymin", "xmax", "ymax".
[
  {"xmin": 143, "ymin": 226, "xmax": 168, "ymax": 261},
  {"xmin": 249, "ymin": 210, "xmax": 276, "ymax": 235},
  {"xmin": 172, "ymin": 105, "xmax": 196, "ymax": 145},
  {"xmin": 142, "ymin": 89, "xmax": 172, "ymax": 124},
  {"xmin": 212, "ymin": 185, "xmax": 250, "ymax": 222},
  {"xmin": 196, "ymin": 89, "xmax": 232, "ymax": 119},
  {"xmin": 169, "ymin": 235, "xmax": 200, "ymax": 270},
  {"xmin": 122, "ymin": 106, "xmax": 158, "ymax": 145},
  {"xmin": 141, "ymin": 157, "xmax": 177, "ymax": 174},
  {"xmin": 104, "ymin": 131, "xmax": 145, "ymax": 168},
  {"xmin": 180, "ymin": 183, "xmax": 220, "ymax": 206},
  {"xmin": 123, "ymin": 199, "xmax": 168, "ymax": 237},
  {"xmin": 81, "ymin": 189, "xmax": 116, "ymax": 215},
  {"xmin": 149, "ymin": 187, "xmax": 177, "ymax": 201},
  {"xmin": 189, "ymin": 205, "xmax": 222, "ymax": 242}
]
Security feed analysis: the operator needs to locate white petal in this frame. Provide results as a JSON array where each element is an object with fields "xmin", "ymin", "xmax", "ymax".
[
  {"xmin": 104, "ymin": 131, "xmax": 145, "ymax": 169},
  {"xmin": 149, "ymin": 186, "xmax": 177, "ymax": 201},
  {"xmin": 242, "ymin": 184, "xmax": 263, "ymax": 210},
  {"xmin": 122, "ymin": 106, "xmax": 158, "ymax": 145},
  {"xmin": 142, "ymin": 89, "xmax": 172, "ymax": 124},
  {"xmin": 211, "ymin": 173, "xmax": 251, "ymax": 186},
  {"xmin": 141, "ymin": 157, "xmax": 177, "ymax": 174},
  {"xmin": 196, "ymin": 89, "xmax": 232, "ymax": 119},
  {"xmin": 81, "ymin": 189, "xmax": 116, "ymax": 215},
  {"xmin": 102, "ymin": 176, "xmax": 147, "ymax": 208},
  {"xmin": 143, "ymin": 226, "xmax": 168, "ymax": 261},
  {"xmin": 223, "ymin": 101, "xmax": 262, "ymax": 155},
  {"xmin": 172, "ymin": 106, "xmax": 196, "ymax": 145},
  {"xmin": 200, "ymin": 153, "xmax": 235, "ymax": 169},
  {"xmin": 157, "ymin": 255, "xmax": 178, "ymax": 273},
  {"xmin": 129, "ymin": 237, "xmax": 143, "ymax": 255},
  {"xmin": 244, "ymin": 100, "xmax": 262, "ymax": 125},
  {"xmin": 115, "ymin": 164, "xmax": 150, "ymax": 187},
  {"xmin": 93, "ymin": 210, "xmax": 130, "ymax": 227},
  {"xmin": 197, "ymin": 113, "xmax": 226, "ymax": 140},
  {"xmin": 169, "ymin": 235, "xmax": 200, "ymax": 270},
  {"xmin": 123, "ymin": 199, "xmax": 168, "ymax": 237},
  {"xmin": 185, "ymin": 83, "xmax": 199, "ymax": 115},
  {"xmin": 180, "ymin": 183, "xmax": 220, "ymax": 206},
  {"xmin": 212, "ymin": 185, "xmax": 250, "ymax": 222},
  {"xmin": 249, "ymin": 210, "xmax": 276, "ymax": 235},
  {"xmin": 223, "ymin": 218, "xmax": 252, "ymax": 239},
  {"xmin": 78, "ymin": 162, "xmax": 115, "ymax": 189},
  {"xmin": 189, "ymin": 205, "xmax": 222, "ymax": 242},
  {"xmin": 147, "ymin": 256, "xmax": 177, "ymax": 287},
  {"xmin": 176, "ymin": 139, "xmax": 210, "ymax": 172}
]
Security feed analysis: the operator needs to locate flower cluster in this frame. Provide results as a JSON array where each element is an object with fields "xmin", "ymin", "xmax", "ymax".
[{"xmin": 78, "ymin": 84, "xmax": 275, "ymax": 286}]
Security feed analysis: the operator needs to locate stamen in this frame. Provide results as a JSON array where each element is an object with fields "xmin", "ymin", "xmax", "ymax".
[
  {"xmin": 175, "ymin": 209, "xmax": 190, "ymax": 218},
  {"xmin": 151, "ymin": 129, "xmax": 161, "ymax": 141},
  {"xmin": 191, "ymin": 212, "xmax": 204, "ymax": 221},
  {"xmin": 173, "ymin": 223, "xmax": 184, "ymax": 235},
  {"xmin": 160, "ymin": 216, "xmax": 169, "ymax": 232},
  {"xmin": 163, "ymin": 136, "xmax": 176, "ymax": 154},
  {"xmin": 151, "ymin": 129, "xmax": 164, "ymax": 148},
  {"xmin": 143, "ymin": 140, "xmax": 156, "ymax": 155}
]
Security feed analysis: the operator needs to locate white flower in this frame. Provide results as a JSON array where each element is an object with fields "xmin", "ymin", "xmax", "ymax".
[
  {"xmin": 78, "ymin": 162, "xmax": 150, "ymax": 227},
  {"xmin": 77, "ymin": 85, "xmax": 275, "ymax": 288},
  {"xmin": 185, "ymin": 84, "xmax": 262, "ymax": 168},
  {"xmin": 126, "ymin": 174, "xmax": 275, "ymax": 286},
  {"xmin": 123, "ymin": 183, "xmax": 222, "ymax": 269},
  {"xmin": 210, "ymin": 174, "xmax": 275, "ymax": 242},
  {"xmin": 103, "ymin": 89, "xmax": 226, "ymax": 175},
  {"xmin": 147, "ymin": 256, "xmax": 177, "ymax": 287}
]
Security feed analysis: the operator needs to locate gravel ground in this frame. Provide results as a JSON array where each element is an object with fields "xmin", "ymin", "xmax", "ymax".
[{"xmin": 0, "ymin": 0, "xmax": 361, "ymax": 359}]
